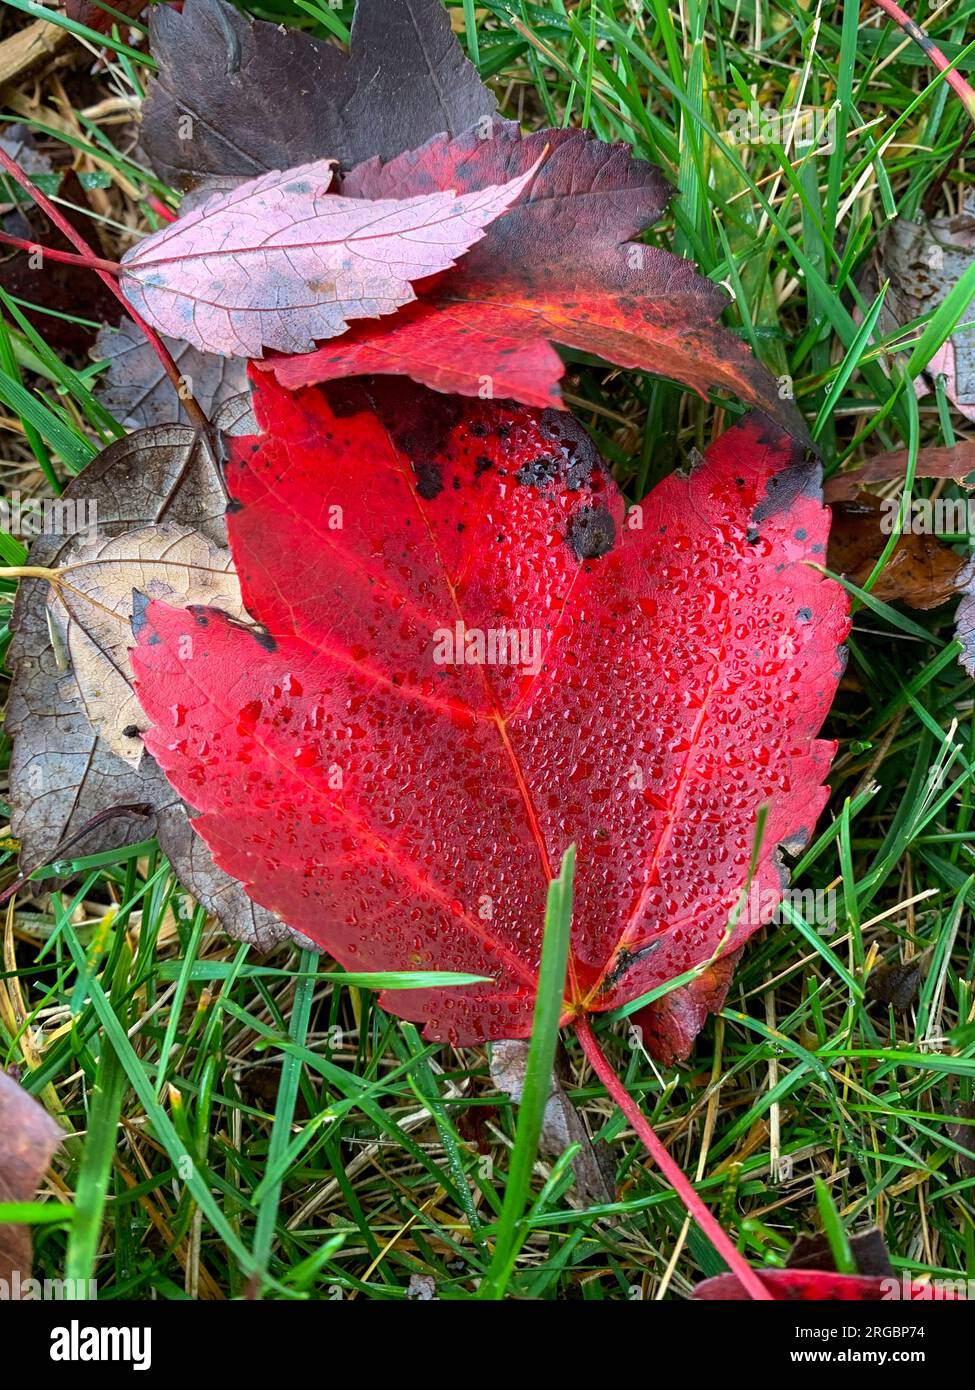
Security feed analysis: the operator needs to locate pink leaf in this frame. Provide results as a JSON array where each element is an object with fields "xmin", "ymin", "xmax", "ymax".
[{"xmin": 119, "ymin": 156, "xmax": 541, "ymax": 357}]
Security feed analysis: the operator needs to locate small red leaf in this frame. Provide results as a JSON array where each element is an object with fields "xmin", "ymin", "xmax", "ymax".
[
  {"xmin": 119, "ymin": 155, "xmax": 540, "ymax": 357},
  {"xmin": 692, "ymin": 1269, "xmax": 955, "ymax": 1300},
  {"xmin": 264, "ymin": 125, "xmax": 802, "ymax": 432},
  {"xmin": 631, "ymin": 950, "xmax": 742, "ymax": 1066},
  {"xmin": 131, "ymin": 374, "xmax": 847, "ymax": 1052}
]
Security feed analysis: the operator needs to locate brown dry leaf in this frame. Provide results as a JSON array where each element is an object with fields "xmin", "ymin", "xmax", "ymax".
[
  {"xmin": 6, "ymin": 398, "xmax": 293, "ymax": 950},
  {"xmin": 490, "ymin": 1040, "xmax": 615, "ymax": 1207},
  {"xmin": 0, "ymin": 1069, "xmax": 61, "ymax": 1291},
  {"xmin": 825, "ymin": 453, "xmax": 975, "ymax": 672},
  {"xmin": 48, "ymin": 524, "xmax": 244, "ymax": 765},
  {"xmin": 826, "ymin": 496, "xmax": 970, "ymax": 610},
  {"xmin": 825, "ymin": 441, "xmax": 975, "ymax": 502}
]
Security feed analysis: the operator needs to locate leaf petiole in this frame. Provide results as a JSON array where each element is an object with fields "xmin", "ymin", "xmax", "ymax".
[{"xmin": 573, "ymin": 1014, "xmax": 774, "ymax": 1302}]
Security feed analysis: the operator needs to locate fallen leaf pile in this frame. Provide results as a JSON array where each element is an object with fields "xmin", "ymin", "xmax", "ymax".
[
  {"xmin": 263, "ymin": 124, "xmax": 794, "ymax": 420},
  {"xmin": 119, "ymin": 153, "xmax": 544, "ymax": 357},
  {"xmin": 126, "ymin": 0, "xmax": 803, "ymax": 429}
]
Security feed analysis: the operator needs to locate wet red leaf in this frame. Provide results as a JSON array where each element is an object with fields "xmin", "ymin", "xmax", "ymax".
[
  {"xmin": 264, "ymin": 125, "xmax": 803, "ymax": 434},
  {"xmin": 131, "ymin": 375, "xmax": 846, "ymax": 1052}
]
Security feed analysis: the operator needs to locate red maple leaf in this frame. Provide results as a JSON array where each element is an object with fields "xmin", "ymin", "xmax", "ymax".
[
  {"xmin": 262, "ymin": 125, "xmax": 803, "ymax": 434},
  {"xmin": 130, "ymin": 374, "xmax": 847, "ymax": 1297},
  {"xmin": 132, "ymin": 373, "xmax": 845, "ymax": 1046}
]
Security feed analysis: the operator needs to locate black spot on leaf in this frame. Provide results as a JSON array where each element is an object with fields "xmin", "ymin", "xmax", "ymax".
[{"xmin": 567, "ymin": 505, "xmax": 616, "ymax": 559}]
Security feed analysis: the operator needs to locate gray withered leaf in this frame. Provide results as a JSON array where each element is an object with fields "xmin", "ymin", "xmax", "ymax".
[
  {"xmin": 6, "ymin": 398, "xmax": 294, "ymax": 951},
  {"xmin": 874, "ymin": 201, "xmax": 975, "ymax": 420},
  {"xmin": 93, "ymin": 320, "xmax": 249, "ymax": 430},
  {"xmin": 141, "ymin": 0, "xmax": 496, "ymax": 196},
  {"xmin": 490, "ymin": 1040, "xmax": 615, "ymax": 1208}
]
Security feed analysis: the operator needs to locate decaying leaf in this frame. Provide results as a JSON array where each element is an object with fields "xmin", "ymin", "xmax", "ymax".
[
  {"xmin": 93, "ymin": 320, "xmax": 249, "ymax": 430},
  {"xmin": 47, "ymin": 524, "xmax": 244, "ymax": 765},
  {"xmin": 825, "ymin": 440, "xmax": 975, "ymax": 502},
  {"xmin": 0, "ymin": 1069, "xmax": 61, "ymax": 1291},
  {"xmin": 141, "ymin": 0, "xmax": 496, "ymax": 196},
  {"xmin": 827, "ymin": 495, "xmax": 970, "ymax": 610},
  {"xmin": 629, "ymin": 951, "xmax": 741, "ymax": 1068},
  {"xmin": 489, "ymin": 1040, "xmax": 615, "ymax": 1206},
  {"xmin": 824, "ymin": 465, "xmax": 975, "ymax": 677},
  {"xmin": 875, "ymin": 204, "xmax": 975, "ymax": 420},
  {"xmin": 867, "ymin": 957, "xmax": 923, "ymax": 1012},
  {"xmin": 120, "ymin": 155, "xmax": 541, "ymax": 357},
  {"xmin": 6, "ymin": 400, "xmax": 290, "ymax": 950},
  {"xmin": 787, "ymin": 1228, "xmax": 894, "ymax": 1278},
  {"xmin": 131, "ymin": 373, "xmax": 847, "ymax": 1055},
  {"xmin": 268, "ymin": 124, "xmax": 803, "ymax": 434}
]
